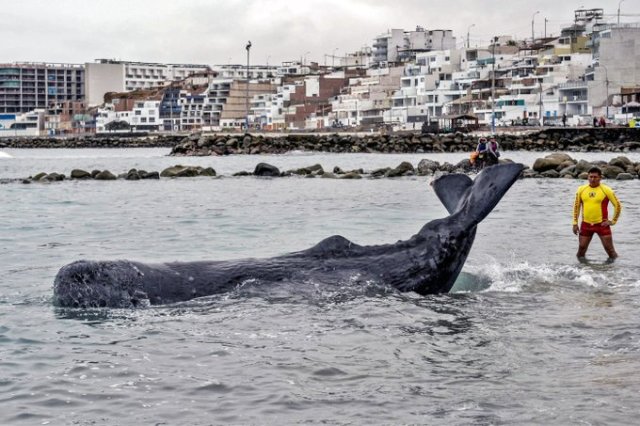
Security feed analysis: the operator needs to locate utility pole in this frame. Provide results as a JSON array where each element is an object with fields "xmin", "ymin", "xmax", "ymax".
[
  {"xmin": 544, "ymin": 18, "xmax": 548, "ymax": 38},
  {"xmin": 531, "ymin": 11, "xmax": 540, "ymax": 44},
  {"xmin": 618, "ymin": 0, "xmax": 625, "ymax": 25},
  {"xmin": 245, "ymin": 40, "xmax": 252, "ymax": 131},
  {"xmin": 467, "ymin": 24, "xmax": 475, "ymax": 49}
]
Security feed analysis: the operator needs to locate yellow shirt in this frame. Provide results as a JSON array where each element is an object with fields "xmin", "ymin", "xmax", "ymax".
[{"xmin": 572, "ymin": 183, "xmax": 621, "ymax": 225}]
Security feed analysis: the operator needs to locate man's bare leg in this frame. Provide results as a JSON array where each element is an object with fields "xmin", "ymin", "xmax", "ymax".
[
  {"xmin": 577, "ymin": 234, "xmax": 593, "ymax": 261},
  {"xmin": 599, "ymin": 234, "xmax": 618, "ymax": 260}
]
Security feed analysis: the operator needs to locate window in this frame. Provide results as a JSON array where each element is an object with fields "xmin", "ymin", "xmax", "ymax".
[
  {"xmin": 149, "ymin": 117, "xmax": 155, "ymax": 122},
  {"xmin": 135, "ymin": 110, "xmax": 141, "ymax": 116},
  {"xmin": 141, "ymin": 117, "xmax": 147, "ymax": 123}
]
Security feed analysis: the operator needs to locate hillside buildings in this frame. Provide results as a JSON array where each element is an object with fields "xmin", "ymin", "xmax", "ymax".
[{"xmin": 2, "ymin": 7, "xmax": 640, "ymax": 137}]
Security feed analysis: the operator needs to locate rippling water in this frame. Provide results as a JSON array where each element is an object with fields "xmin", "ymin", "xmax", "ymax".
[{"xmin": 1, "ymin": 148, "xmax": 639, "ymax": 425}]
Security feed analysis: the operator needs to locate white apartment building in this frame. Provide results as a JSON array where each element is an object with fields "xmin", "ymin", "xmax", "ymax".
[
  {"xmin": 95, "ymin": 100, "xmax": 161, "ymax": 133},
  {"xmin": 95, "ymin": 105, "xmax": 132, "ymax": 133},
  {"xmin": 0, "ymin": 109, "xmax": 45, "ymax": 136},
  {"xmin": 249, "ymin": 84, "xmax": 296, "ymax": 130},
  {"xmin": 373, "ymin": 27, "xmax": 457, "ymax": 65},
  {"xmin": 131, "ymin": 100, "xmax": 161, "ymax": 130},
  {"xmin": 85, "ymin": 59, "xmax": 211, "ymax": 106}
]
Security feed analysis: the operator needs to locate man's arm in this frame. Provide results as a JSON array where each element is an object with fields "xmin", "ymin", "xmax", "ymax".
[
  {"xmin": 572, "ymin": 188, "xmax": 584, "ymax": 235},
  {"xmin": 572, "ymin": 189, "xmax": 582, "ymax": 226},
  {"xmin": 603, "ymin": 185, "xmax": 622, "ymax": 225}
]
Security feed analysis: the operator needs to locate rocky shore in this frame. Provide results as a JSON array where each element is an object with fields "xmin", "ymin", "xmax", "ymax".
[
  {"xmin": 9, "ymin": 153, "xmax": 639, "ymax": 184},
  {"xmin": 1, "ymin": 128, "xmax": 639, "ymax": 153}
]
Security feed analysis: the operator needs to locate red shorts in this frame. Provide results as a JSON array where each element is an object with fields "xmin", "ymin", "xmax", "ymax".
[{"xmin": 580, "ymin": 222, "xmax": 612, "ymax": 237}]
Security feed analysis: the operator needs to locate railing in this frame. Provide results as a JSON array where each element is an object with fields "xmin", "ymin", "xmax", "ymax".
[{"xmin": 559, "ymin": 81, "xmax": 587, "ymax": 89}]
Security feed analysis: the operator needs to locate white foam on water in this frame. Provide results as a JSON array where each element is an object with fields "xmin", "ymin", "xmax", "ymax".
[
  {"xmin": 465, "ymin": 255, "xmax": 611, "ymax": 293},
  {"xmin": 0, "ymin": 151, "xmax": 13, "ymax": 158}
]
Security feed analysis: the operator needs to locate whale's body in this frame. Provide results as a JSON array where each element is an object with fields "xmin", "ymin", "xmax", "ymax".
[{"xmin": 53, "ymin": 163, "xmax": 524, "ymax": 308}]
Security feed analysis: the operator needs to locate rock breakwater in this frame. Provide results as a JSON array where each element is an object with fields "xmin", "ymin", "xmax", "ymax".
[
  {"xmin": 2, "ymin": 128, "xmax": 639, "ymax": 153},
  {"xmin": 11, "ymin": 153, "xmax": 640, "ymax": 185},
  {"xmin": 170, "ymin": 129, "xmax": 640, "ymax": 156}
]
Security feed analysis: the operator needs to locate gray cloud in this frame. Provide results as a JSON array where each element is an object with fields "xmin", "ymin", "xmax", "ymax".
[{"xmin": 2, "ymin": 0, "xmax": 628, "ymax": 65}]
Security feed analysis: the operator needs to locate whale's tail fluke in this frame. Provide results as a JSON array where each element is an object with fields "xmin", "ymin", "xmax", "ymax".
[{"xmin": 433, "ymin": 163, "xmax": 523, "ymax": 225}]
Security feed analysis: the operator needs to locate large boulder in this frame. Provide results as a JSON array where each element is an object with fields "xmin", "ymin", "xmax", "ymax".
[
  {"xmin": 601, "ymin": 165, "xmax": 625, "ymax": 179},
  {"xmin": 532, "ymin": 153, "xmax": 574, "ymax": 173},
  {"xmin": 574, "ymin": 159, "xmax": 595, "ymax": 174},
  {"xmin": 417, "ymin": 159, "xmax": 440, "ymax": 175},
  {"xmin": 370, "ymin": 167, "xmax": 391, "ymax": 178},
  {"xmin": 386, "ymin": 161, "xmax": 415, "ymax": 177},
  {"xmin": 95, "ymin": 170, "xmax": 117, "ymax": 180},
  {"xmin": 161, "ymin": 165, "xmax": 216, "ymax": 178},
  {"xmin": 253, "ymin": 162, "xmax": 280, "ymax": 177},
  {"xmin": 609, "ymin": 156, "xmax": 632, "ymax": 170},
  {"xmin": 70, "ymin": 169, "xmax": 91, "ymax": 179},
  {"xmin": 616, "ymin": 173, "xmax": 635, "ymax": 180}
]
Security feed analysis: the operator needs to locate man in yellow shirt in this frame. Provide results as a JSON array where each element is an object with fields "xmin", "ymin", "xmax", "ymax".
[{"xmin": 572, "ymin": 167, "xmax": 622, "ymax": 262}]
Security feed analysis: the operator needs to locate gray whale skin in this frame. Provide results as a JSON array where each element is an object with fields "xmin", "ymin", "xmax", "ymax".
[{"xmin": 53, "ymin": 163, "xmax": 523, "ymax": 308}]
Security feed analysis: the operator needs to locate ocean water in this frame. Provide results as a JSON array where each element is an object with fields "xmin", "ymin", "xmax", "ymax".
[{"xmin": 1, "ymin": 148, "xmax": 639, "ymax": 425}]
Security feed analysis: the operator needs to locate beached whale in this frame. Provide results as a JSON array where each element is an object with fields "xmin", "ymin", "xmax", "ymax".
[{"xmin": 53, "ymin": 163, "xmax": 524, "ymax": 308}]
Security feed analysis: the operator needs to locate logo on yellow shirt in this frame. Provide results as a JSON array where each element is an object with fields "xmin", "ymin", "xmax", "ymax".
[{"xmin": 589, "ymin": 191, "xmax": 596, "ymax": 198}]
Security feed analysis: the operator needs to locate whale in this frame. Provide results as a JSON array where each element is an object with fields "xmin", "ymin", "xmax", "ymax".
[{"xmin": 53, "ymin": 163, "xmax": 524, "ymax": 308}]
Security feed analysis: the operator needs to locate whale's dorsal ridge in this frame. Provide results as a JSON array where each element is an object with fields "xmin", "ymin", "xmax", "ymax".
[{"xmin": 299, "ymin": 234, "xmax": 362, "ymax": 257}]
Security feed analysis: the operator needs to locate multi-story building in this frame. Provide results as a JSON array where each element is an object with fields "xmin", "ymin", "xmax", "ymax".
[
  {"xmin": 588, "ymin": 26, "xmax": 640, "ymax": 118},
  {"xmin": 373, "ymin": 27, "xmax": 456, "ymax": 65},
  {"xmin": 85, "ymin": 59, "xmax": 211, "ymax": 106},
  {"xmin": 219, "ymin": 80, "xmax": 277, "ymax": 129},
  {"xmin": 45, "ymin": 101, "xmax": 89, "ymax": 135},
  {"xmin": 0, "ymin": 62, "xmax": 84, "ymax": 114}
]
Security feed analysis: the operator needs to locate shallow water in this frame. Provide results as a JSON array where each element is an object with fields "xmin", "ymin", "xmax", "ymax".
[{"xmin": 1, "ymin": 149, "xmax": 639, "ymax": 425}]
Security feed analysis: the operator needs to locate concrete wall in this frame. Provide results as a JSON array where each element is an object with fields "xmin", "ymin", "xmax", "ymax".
[
  {"xmin": 589, "ymin": 28, "xmax": 640, "ymax": 114},
  {"xmin": 85, "ymin": 62, "xmax": 125, "ymax": 106}
]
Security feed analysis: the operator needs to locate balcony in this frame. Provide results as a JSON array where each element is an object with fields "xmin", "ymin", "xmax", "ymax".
[{"xmin": 559, "ymin": 81, "xmax": 587, "ymax": 89}]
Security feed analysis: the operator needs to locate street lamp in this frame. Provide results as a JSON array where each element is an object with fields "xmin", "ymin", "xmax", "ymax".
[
  {"xmin": 466, "ymin": 24, "xmax": 475, "ymax": 49},
  {"xmin": 245, "ymin": 40, "xmax": 251, "ymax": 131},
  {"xmin": 531, "ymin": 11, "xmax": 540, "ymax": 43},
  {"xmin": 303, "ymin": 51, "xmax": 310, "ymax": 66},
  {"xmin": 332, "ymin": 48, "xmax": 339, "ymax": 68},
  {"xmin": 618, "ymin": 0, "xmax": 625, "ymax": 25}
]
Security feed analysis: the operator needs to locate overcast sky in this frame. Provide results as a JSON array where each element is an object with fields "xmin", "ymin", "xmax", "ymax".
[{"xmin": 2, "ymin": 0, "xmax": 633, "ymax": 66}]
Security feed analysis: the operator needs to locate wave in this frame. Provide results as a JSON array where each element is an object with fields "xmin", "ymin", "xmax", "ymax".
[
  {"xmin": 0, "ymin": 151, "xmax": 13, "ymax": 159},
  {"xmin": 459, "ymin": 257, "xmax": 637, "ymax": 294}
]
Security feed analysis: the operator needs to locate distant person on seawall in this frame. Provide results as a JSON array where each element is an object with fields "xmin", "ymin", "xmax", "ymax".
[{"xmin": 572, "ymin": 166, "xmax": 622, "ymax": 262}]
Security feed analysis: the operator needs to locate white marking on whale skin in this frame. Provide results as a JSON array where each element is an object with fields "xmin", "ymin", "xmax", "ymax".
[{"xmin": 132, "ymin": 265, "xmax": 144, "ymax": 276}]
